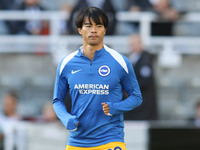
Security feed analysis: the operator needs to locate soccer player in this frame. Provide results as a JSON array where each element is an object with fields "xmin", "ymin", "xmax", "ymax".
[{"xmin": 53, "ymin": 7, "xmax": 143, "ymax": 150}]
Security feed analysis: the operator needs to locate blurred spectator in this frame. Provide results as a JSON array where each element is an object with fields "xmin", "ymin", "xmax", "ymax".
[
  {"xmin": 0, "ymin": 0, "xmax": 19, "ymax": 34},
  {"xmin": 153, "ymin": 0, "xmax": 179, "ymax": 21},
  {"xmin": 33, "ymin": 102, "xmax": 59, "ymax": 123},
  {"xmin": 66, "ymin": 0, "xmax": 116, "ymax": 35},
  {"xmin": 152, "ymin": 0, "xmax": 180, "ymax": 36},
  {"xmin": 0, "ymin": 91, "xmax": 21, "ymax": 121},
  {"xmin": 128, "ymin": 0, "xmax": 153, "ymax": 12},
  {"xmin": 0, "ymin": 0, "xmax": 18, "ymax": 10},
  {"xmin": 56, "ymin": 4, "xmax": 74, "ymax": 35},
  {"xmin": 126, "ymin": 0, "xmax": 180, "ymax": 36},
  {"xmin": 6, "ymin": 0, "xmax": 46, "ymax": 35},
  {"xmin": 0, "ymin": 91, "xmax": 24, "ymax": 150},
  {"xmin": 41, "ymin": 102, "xmax": 58, "ymax": 123},
  {"xmin": 39, "ymin": 20, "xmax": 50, "ymax": 35},
  {"xmin": 123, "ymin": 34, "xmax": 158, "ymax": 120}
]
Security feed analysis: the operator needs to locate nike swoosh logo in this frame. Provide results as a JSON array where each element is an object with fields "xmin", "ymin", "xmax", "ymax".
[{"xmin": 71, "ymin": 69, "xmax": 82, "ymax": 74}]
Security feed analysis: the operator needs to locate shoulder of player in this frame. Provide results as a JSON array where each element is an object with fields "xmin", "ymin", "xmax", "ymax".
[
  {"xmin": 59, "ymin": 50, "xmax": 79, "ymax": 75},
  {"xmin": 104, "ymin": 45, "xmax": 129, "ymax": 74}
]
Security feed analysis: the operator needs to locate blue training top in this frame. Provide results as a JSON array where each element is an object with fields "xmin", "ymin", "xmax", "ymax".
[{"xmin": 53, "ymin": 45, "xmax": 142, "ymax": 147}]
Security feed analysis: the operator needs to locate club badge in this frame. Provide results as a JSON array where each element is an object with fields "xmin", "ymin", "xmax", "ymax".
[{"xmin": 98, "ymin": 65, "xmax": 110, "ymax": 77}]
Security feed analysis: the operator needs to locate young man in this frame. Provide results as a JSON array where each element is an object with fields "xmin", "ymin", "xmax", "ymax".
[{"xmin": 53, "ymin": 7, "xmax": 142, "ymax": 150}]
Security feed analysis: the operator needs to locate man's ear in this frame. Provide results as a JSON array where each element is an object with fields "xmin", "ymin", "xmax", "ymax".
[{"xmin": 78, "ymin": 28, "xmax": 82, "ymax": 35}]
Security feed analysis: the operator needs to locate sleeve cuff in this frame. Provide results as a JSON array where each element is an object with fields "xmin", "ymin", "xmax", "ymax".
[
  {"xmin": 107, "ymin": 113, "xmax": 112, "ymax": 116},
  {"xmin": 66, "ymin": 116, "xmax": 79, "ymax": 131},
  {"xmin": 69, "ymin": 128, "xmax": 77, "ymax": 132}
]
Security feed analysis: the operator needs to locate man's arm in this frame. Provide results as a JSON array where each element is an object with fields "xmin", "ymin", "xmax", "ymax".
[
  {"xmin": 105, "ymin": 59, "xmax": 143, "ymax": 115},
  {"xmin": 53, "ymin": 59, "xmax": 79, "ymax": 131}
]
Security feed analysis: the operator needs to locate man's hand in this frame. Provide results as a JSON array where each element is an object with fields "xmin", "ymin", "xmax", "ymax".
[{"xmin": 102, "ymin": 103, "xmax": 109, "ymax": 115}]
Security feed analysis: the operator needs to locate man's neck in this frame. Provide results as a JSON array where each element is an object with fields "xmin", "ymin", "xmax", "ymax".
[{"xmin": 82, "ymin": 44, "xmax": 103, "ymax": 60}]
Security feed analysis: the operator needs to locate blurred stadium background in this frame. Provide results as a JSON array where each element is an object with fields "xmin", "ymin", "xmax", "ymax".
[{"xmin": 0, "ymin": 0, "xmax": 200, "ymax": 150}]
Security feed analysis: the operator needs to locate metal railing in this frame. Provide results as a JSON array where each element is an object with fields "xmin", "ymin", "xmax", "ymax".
[{"xmin": 0, "ymin": 11, "xmax": 200, "ymax": 57}]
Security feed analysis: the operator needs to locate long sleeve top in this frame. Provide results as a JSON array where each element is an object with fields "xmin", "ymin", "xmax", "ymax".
[{"xmin": 53, "ymin": 45, "xmax": 142, "ymax": 147}]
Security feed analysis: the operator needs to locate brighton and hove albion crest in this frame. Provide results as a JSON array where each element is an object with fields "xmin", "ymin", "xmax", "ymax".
[{"xmin": 98, "ymin": 65, "xmax": 110, "ymax": 77}]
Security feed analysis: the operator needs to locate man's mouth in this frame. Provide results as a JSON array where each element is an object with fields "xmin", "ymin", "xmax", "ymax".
[{"xmin": 89, "ymin": 35, "xmax": 99, "ymax": 39}]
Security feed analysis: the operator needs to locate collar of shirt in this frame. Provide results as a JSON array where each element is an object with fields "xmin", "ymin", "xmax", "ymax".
[{"xmin": 77, "ymin": 45, "xmax": 105, "ymax": 60}]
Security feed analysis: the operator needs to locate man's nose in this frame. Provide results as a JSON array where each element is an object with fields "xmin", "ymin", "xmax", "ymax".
[{"xmin": 91, "ymin": 26, "xmax": 97, "ymax": 33}]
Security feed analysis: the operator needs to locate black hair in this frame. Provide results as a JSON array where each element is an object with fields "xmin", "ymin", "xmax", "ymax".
[{"xmin": 75, "ymin": 7, "xmax": 109, "ymax": 29}]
